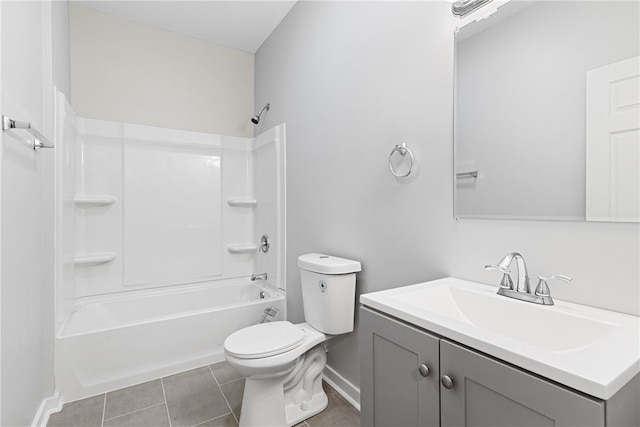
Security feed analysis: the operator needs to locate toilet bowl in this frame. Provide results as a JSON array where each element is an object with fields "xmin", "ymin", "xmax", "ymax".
[
  {"xmin": 223, "ymin": 253, "xmax": 361, "ymax": 427},
  {"xmin": 225, "ymin": 322, "xmax": 329, "ymax": 426},
  {"xmin": 225, "ymin": 321, "xmax": 326, "ymax": 378}
]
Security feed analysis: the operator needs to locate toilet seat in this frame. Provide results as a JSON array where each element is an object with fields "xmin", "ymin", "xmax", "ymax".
[{"xmin": 224, "ymin": 321, "xmax": 305, "ymax": 359}]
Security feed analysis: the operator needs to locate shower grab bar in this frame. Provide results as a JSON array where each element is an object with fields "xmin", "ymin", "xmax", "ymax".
[
  {"xmin": 2, "ymin": 115, "xmax": 54, "ymax": 149},
  {"xmin": 456, "ymin": 170, "xmax": 478, "ymax": 179}
]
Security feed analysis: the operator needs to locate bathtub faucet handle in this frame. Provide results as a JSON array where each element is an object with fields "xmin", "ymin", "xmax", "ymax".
[{"xmin": 251, "ymin": 272, "xmax": 267, "ymax": 281}]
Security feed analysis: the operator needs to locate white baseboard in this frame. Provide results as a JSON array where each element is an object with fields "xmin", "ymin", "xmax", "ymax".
[
  {"xmin": 31, "ymin": 393, "xmax": 63, "ymax": 427},
  {"xmin": 323, "ymin": 365, "xmax": 360, "ymax": 411}
]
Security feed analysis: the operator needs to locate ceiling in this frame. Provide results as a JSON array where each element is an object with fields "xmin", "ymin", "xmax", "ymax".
[{"xmin": 73, "ymin": 1, "xmax": 297, "ymax": 53}]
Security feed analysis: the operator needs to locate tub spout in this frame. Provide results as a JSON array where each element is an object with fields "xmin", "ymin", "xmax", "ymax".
[
  {"xmin": 259, "ymin": 306, "xmax": 279, "ymax": 323},
  {"xmin": 251, "ymin": 272, "xmax": 267, "ymax": 281}
]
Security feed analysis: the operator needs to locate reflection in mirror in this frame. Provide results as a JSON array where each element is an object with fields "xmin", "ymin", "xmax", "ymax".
[{"xmin": 454, "ymin": 1, "xmax": 639, "ymax": 222}]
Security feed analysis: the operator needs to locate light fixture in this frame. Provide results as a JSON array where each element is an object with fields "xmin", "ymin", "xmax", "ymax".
[{"xmin": 451, "ymin": 0, "xmax": 493, "ymax": 17}]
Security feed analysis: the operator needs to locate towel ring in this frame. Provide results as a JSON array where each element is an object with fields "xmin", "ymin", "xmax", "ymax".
[{"xmin": 389, "ymin": 143, "xmax": 414, "ymax": 178}]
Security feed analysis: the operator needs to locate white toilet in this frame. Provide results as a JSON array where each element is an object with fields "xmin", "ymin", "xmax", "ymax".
[{"xmin": 224, "ymin": 253, "xmax": 361, "ymax": 427}]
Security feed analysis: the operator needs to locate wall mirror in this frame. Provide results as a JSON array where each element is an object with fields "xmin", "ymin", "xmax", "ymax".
[{"xmin": 454, "ymin": 0, "xmax": 639, "ymax": 222}]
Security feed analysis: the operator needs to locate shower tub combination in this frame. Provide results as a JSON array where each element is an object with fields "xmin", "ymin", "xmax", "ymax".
[
  {"xmin": 54, "ymin": 93, "xmax": 287, "ymax": 402},
  {"xmin": 57, "ymin": 279, "xmax": 284, "ymax": 401}
]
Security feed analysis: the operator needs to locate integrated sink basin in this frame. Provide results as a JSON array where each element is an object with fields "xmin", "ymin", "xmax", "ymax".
[
  {"xmin": 360, "ymin": 277, "xmax": 640, "ymax": 400},
  {"xmin": 391, "ymin": 283, "xmax": 616, "ymax": 352}
]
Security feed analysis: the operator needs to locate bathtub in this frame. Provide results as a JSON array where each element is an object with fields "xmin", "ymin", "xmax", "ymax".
[{"xmin": 56, "ymin": 279, "xmax": 285, "ymax": 402}]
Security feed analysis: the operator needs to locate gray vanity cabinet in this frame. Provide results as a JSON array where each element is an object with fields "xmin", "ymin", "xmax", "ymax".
[
  {"xmin": 360, "ymin": 307, "xmax": 607, "ymax": 427},
  {"xmin": 360, "ymin": 307, "xmax": 440, "ymax": 427},
  {"xmin": 440, "ymin": 339, "xmax": 604, "ymax": 427}
]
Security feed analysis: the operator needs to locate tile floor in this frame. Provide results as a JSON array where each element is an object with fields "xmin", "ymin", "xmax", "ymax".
[{"xmin": 47, "ymin": 361, "xmax": 360, "ymax": 427}]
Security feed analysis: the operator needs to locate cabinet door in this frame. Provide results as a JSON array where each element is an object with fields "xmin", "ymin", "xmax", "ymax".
[
  {"xmin": 440, "ymin": 339, "xmax": 605, "ymax": 427},
  {"xmin": 360, "ymin": 307, "xmax": 440, "ymax": 427}
]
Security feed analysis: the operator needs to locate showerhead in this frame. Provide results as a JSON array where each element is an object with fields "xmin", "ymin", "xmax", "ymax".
[{"xmin": 251, "ymin": 103, "xmax": 270, "ymax": 125}]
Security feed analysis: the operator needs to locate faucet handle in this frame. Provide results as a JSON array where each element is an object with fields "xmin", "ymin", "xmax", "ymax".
[
  {"xmin": 485, "ymin": 264, "xmax": 510, "ymax": 274},
  {"xmin": 485, "ymin": 265, "xmax": 514, "ymax": 290},
  {"xmin": 534, "ymin": 275, "xmax": 572, "ymax": 297}
]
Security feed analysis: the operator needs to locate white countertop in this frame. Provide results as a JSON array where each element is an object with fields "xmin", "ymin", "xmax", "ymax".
[{"xmin": 360, "ymin": 277, "xmax": 640, "ymax": 400}]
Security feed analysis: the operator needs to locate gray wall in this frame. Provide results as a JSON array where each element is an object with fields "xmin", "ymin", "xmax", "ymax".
[
  {"xmin": 255, "ymin": 1, "xmax": 639, "ymax": 393},
  {"xmin": 1, "ymin": 1, "xmax": 63, "ymax": 424}
]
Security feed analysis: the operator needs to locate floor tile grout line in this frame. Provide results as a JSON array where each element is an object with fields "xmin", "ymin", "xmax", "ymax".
[
  {"xmin": 160, "ymin": 377, "xmax": 173, "ymax": 427},
  {"xmin": 101, "ymin": 393, "xmax": 107, "ymax": 427},
  {"xmin": 102, "ymin": 402, "xmax": 167, "ymax": 422},
  {"xmin": 208, "ymin": 365, "xmax": 221, "ymax": 386},
  {"xmin": 209, "ymin": 365, "xmax": 239, "ymax": 425},
  {"xmin": 189, "ymin": 411, "xmax": 236, "ymax": 427},
  {"xmin": 217, "ymin": 376, "xmax": 246, "ymax": 386},
  {"xmin": 210, "ymin": 362, "xmax": 245, "ymax": 386},
  {"xmin": 219, "ymin": 377, "xmax": 245, "ymax": 387},
  {"xmin": 224, "ymin": 389, "xmax": 240, "ymax": 426}
]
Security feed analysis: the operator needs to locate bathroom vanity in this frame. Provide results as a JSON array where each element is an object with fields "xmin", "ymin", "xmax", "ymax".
[{"xmin": 359, "ymin": 278, "xmax": 640, "ymax": 427}]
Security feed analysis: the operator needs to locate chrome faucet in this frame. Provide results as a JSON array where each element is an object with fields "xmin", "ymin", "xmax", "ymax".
[
  {"xmin": 485, "ymin": 253, "xmax": 572, "ymax": 306},
  {"xmin": 485, "ymin": 252, "xmax": 530, "ymax": 293},
  {"xmin": 251, "ymin": 272, "xmax": 267, "ymax": 281}
]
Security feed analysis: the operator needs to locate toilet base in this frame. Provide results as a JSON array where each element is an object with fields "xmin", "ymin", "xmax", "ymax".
[
  {"xmin": 285, "ymin": 388, "xmax": 328, "ymax": 426},
  {"xmin": 238, "ymin": 344, "xmax": 329, "ymax": 427}
]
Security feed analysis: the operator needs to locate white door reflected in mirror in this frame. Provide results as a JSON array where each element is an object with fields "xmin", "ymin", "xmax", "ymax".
[{"xmin": 586, "ymin": 56, "xmax": 640, "ymax": 223}]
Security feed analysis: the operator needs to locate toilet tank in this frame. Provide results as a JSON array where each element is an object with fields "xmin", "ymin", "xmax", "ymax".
[{"xmin": 297, "ymin": 253, "xmax": 362, "ymax": 335}]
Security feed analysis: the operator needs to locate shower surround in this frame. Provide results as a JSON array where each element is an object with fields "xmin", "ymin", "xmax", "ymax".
[{"xmin": 54, "ymin": 92, "xmax": 286, "ymax": 402}]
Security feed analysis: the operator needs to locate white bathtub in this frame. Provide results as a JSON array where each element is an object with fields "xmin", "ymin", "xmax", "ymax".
[{"xmin": 56, "ymin": 279, "xmax": 285, "ymax": 402}]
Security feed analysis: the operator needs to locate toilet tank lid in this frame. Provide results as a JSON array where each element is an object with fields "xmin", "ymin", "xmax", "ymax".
[{"xmin": 297, "ymin": 253, "xmax": 362, "ymax": 274}]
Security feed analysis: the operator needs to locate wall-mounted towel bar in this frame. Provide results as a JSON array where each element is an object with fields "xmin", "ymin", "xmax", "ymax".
[
  {"xmin": 456, "ymin": 170, "xmax": 478, "ymax": 179},
  {"xmin": 2, "ymin": 115, "xmax": 54, "ymax": 149}
]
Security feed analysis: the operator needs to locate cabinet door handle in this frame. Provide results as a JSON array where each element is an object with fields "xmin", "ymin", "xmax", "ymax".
[
  {"xmin": 441, "ymin": 375, "xmax": 454, "ymax": 389},
  {"xmin": 418, "ymin": 364, "xmax": 430, "ymax": 377}
]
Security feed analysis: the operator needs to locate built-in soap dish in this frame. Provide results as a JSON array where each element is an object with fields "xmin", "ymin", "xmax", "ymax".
[
  {"xmin": 74, "ymin": 252, "xmax": 116, "ymax": 266},
  {"xmin": 227, "ymin": 244, "xmax": 258, "ymax": 254},
  {"xmin": 226, "ymin": 198, "xmax": 257, "ymax": 207},
  {"xmin": 74, "ymin": 195, "xmax": 117, "ymax": 207}
]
